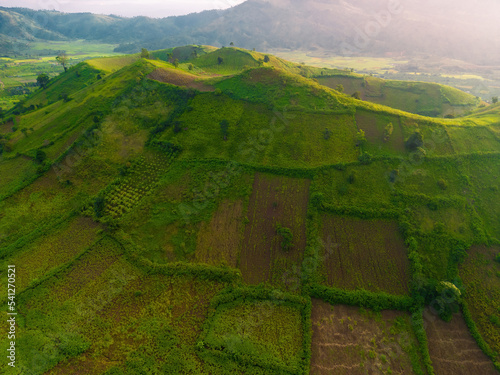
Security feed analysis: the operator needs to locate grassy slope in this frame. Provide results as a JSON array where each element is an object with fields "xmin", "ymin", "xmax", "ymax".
[
  {"xmin": 1, "ymin": 47, "xmax": 499, "ymax": 373},
  {"xmin": 317, "ymin": 74, "xmax": 480, "ymax": 117}
]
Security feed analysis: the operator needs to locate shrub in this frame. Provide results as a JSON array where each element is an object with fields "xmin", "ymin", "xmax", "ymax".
[
  {"xmin": 94, "ymin": 196, "xmax": 105, "ymax": 218},
  {"xmin": 356, "ymin": 130, "xmax": 367, "ymax": 147},
  {"xmin": 437, "ymin": 178, "xmax": 448, "ymax": 190},
  {"xmin": 35, "ymin": 149, "xmax": 47, "ymax": 164},
  {"xmin": 276, "ymin": 224, "xmax": 293, "ymax": 251},
  {"xmin": 495, "ymin": 253, "xmax": 500, "ymax": 263},
  {"xmin": 358, "ymin": 152, "xmax": 372, "ymax": 165},
  {"xmin": 384, "ymin": 122, "xmax": 393, "ymax": 142},
  {"xmin": 405, "ymin": 131, "xmax": 424, "ymax": 151}
]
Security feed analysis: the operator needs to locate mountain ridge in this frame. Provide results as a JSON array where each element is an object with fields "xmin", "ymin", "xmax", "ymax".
[{"xmin": 1, "ymin": 1, "xmax": 500, "ymax": 65}]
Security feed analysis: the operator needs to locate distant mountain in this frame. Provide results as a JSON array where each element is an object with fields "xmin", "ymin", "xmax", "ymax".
[{"xmin": 1, "ymin": 0, "xmax": 500, "ymax": 65}]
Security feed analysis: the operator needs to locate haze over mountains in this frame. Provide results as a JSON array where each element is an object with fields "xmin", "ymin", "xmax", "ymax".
[{"xmin": 1, "ymin": 0, "xmax": 500, "ymax": 65}]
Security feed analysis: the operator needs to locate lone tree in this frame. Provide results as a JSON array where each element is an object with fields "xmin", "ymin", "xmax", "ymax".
[
  {"xmin": 37, "ymin": 73, "xmax": 50, "ymax": 89},
  {"xmin": 141, "ymin": 48, "xmax": 150, "ymax": 59},
  {"xmin": 230, "ymin": 42, "xmax": 234, "ymax": 46},
  {"xmin": 335, "ymin": 84, "xmax": 344, "ymax": 93},
  {"xmin": 220, "ymin": 119, "xmax": 229, "ymax": 140},
  {"xmin": 173, "ymin": 58, "xmax": 179, "ymax": 68},
  {"xmin": 264, "ymin": 55, "xmax": 270, "ymax": 63},
  {"xmin": 217, "ymin": 56, "xmax": 224, "ymax": 65},
  {"xmin": 56, "ymin": 52, "xmax": 69, "ymax": 72},
  {"xmin": 493, "ymin": 96, "xmax": 499, "ymax": 104}
]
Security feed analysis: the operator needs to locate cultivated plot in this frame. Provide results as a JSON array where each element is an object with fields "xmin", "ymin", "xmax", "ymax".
[
  {"xmin": 424, "ymin": 309, "xmax": 498, "ymax": 375},
  {"xmin": 460, "ymin": 246, "xmax": 500, "ymax": 362},
  {"xmin": 196, "ymin": 199, "xmax": 244, "ymax": 268},
  {"xmin": 4, "ymin": 237, "xmax": 227, "ymax": 374},
  {"xmin": 239, "ymin": 173, "xmax": 310, "ymax": 287},
  {"xmin": 310, "ymin": 300, "xmax": 421, "ymax": 375},
  {"xmin": 320, "ymin": 216, "xmax": 410, "ymax": 295}
]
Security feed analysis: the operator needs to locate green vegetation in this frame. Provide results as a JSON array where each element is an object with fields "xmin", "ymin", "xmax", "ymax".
[{"xmin": 1, "ymin": 45, "xmax": 499, "ymax": 373}]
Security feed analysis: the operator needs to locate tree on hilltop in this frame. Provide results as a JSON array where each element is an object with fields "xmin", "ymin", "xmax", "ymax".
[{"xmin": 141, "ymin": 48, "xmax": 150, "ymax": 59}]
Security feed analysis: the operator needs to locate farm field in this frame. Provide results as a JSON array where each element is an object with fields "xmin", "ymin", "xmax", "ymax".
[
  {"xmin": 1, "ymin": 44, "xmax": 500, "ymax": 373},
  {"xmin": 0, "ymin": 236, "xmax": 228, "ymax": 374},
  {"xmin": 239, "ymin": 173, "xmax": 310, "ymax": 288},
  {"xmin": 0, "ymin": 216, "xmax": 100, "ymax": 299},
  {"xmin": 196, "ymin": 199, "xmax": 244, "ymax": 268},
  {"xmin": 201, "ymin": 299, "xmax": 305, "ymax": 374},
  {"xmin": 424, "ymin": 310, "xmax": 499, "ymax": 375},
  {"xmin": 310, "ymin": 300, "xmax": 422, "ymax": 375},
  {"xmin": 460, "ymin": 246, "xmax": 500, "ymax": 361},
  {"xmin": 320, "ymin": 216, "xmax": 410, "ymax": 295}
]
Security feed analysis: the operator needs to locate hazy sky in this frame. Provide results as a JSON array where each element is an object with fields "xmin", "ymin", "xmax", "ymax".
[{"xmin": 0, "ymin": 0, "xmax": 246, "ymax": 18}]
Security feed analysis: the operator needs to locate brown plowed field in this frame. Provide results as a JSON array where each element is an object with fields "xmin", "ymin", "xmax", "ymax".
[
  {"xmin": 148, "ymin": 68, "xmax": 214, "ymax": 92},
  {"xmin": 239, "ymin": 173, "xmax": 310, "ymax": 287},
  {"xmin": 424, "ymin": 309, "xmax": 498, "ymax": 375},
  {"xmin": 321, "ymin": 216, "xmax": 410, "ymax": 295},
  {"xmin": 311, "ymin": 299, "xmax": 418, "ymax": 375}
]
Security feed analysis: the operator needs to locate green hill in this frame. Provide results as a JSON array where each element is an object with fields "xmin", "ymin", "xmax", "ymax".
[
  {"xmin": 317, "ymin": 74, "xmax": 480, "ymax": 117},
  {"xmin": 0, "ymin": 46, "xmax": 499, "ymax": 374}
]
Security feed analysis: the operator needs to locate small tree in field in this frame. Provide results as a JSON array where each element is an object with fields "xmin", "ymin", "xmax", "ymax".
[
  {"xmin": 276, "ymin": 224, "xmax": 293, "ymax": 251},
  {"xmin": 173, "ymin": 58, "xmax": 179, "ymax": 68},
  {"xmin": 56, "ymin": 52, "xmax": 69, "ymax": 72},
  {"xmin": 218, "ymin": 56, "xmax": 224, "ymax": 65},
  {"xmin": 493, "ymin": 96, "xmax": 499, "ymax": 104},
  {"xmin": 264, "ymin": 55, "xmax": 270, "ymax": 63}
]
